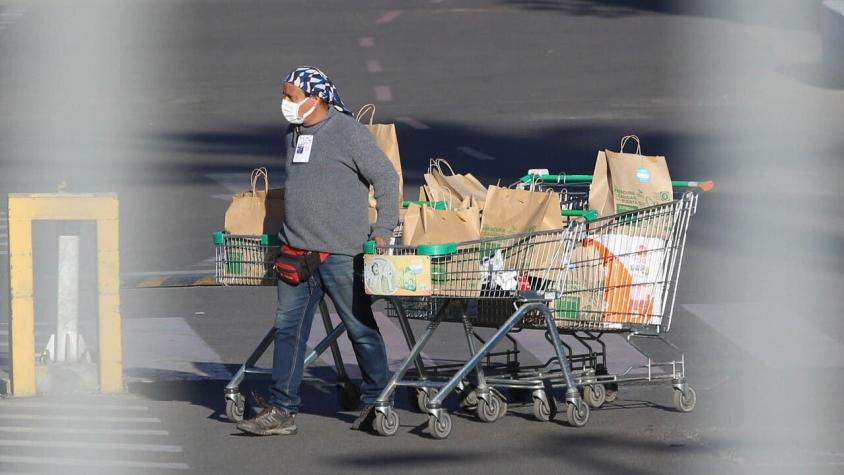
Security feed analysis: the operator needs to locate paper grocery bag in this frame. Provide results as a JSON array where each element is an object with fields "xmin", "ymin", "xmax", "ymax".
[
  {"xmin": 224, "ymin": 168, "xmax": 284, "ymax": 236},
  {"xmin": 480, "ymin": 186, "xmax": 563, "ymax": 238},
  {"xmin": 402, "ymin": 202, "xmax": 481, "ymax": 246},
  {"xmin": 589, "ymin": 135, "xmax": 673, "ymax": 218},
  {"xmin": 424, "ymin": 159, "xmax": 487, "ymax": 209},
  {"xmin": 358, "ymin": 104, "xmax": 403, "ymax": 211}
]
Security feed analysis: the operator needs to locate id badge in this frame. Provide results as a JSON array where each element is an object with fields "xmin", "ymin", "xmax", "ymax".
[{"xmin": 293, "ymin": 135, "xmax": 313, "ymax": 163}]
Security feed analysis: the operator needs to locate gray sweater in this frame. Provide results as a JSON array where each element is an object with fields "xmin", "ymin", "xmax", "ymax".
[{"xmin": 280, "ymin": 107, "xmax": 399, "ymax": 256}]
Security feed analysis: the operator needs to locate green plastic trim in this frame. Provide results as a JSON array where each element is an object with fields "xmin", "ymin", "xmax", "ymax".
[
  {"xmin": 363, "ymin": 240, "xmax": 377, "ymax": 254},
  {"xmin": 213, "ymin": 231, "xmax": 225, "ymax": 245},
  {"xmin": 520, "ymin": 173, "xmax": 713, "ymax": 191},
  {"xmin": 562, "ymin": 209, "xmax": 599, "ymax": 221},
  {"xmin": 402, "ymin": 200, "xmax": 448, "ymax": 210},
  {"xmin": 416, "ymin": 242, "xmax": 458, "ymax": 256}
]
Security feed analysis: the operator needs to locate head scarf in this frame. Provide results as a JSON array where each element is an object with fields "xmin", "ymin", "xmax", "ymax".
[{"xmin": 284, "ymin": 66, "xmax": 352, "ymax": 116}]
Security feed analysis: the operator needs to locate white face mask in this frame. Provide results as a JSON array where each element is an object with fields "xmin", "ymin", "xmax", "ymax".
[{"xmin": 281, "ymin": 97, "xmax": 316, "ymax": 124}]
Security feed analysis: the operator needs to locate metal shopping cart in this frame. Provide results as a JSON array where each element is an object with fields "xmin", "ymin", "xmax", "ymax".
[
  {"xmin": 364, "ymin": 188, "xmax": 705, "ymax": 439},
  {"xmin": 363, "ymin": 222, "xmax": 590, "ymax": 438},
  {"xmin": 212, "ymin": 232, "xmax": 361, "ymax": 421}
]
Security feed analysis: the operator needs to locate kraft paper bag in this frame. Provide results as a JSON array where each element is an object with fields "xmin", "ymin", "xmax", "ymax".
[
  {"xmin": 224, "ymin": 168, "xmax": 284, "ymax": 236},
  {"xmin": 480, "ymin": 186, "xmax": 563, "ymax": 238},
  {"xmin": 588, "ymin": 135, "xmax": 673, "ymax": 218},
  {"xmin": 424, "ymin": 159, "xmax": 487, "ymax": 209},
  {"xmin": 358, "ymin": 104, "xmax": 404, "ymax": 217},
  {"xmin": 402, "ymin": 201, "xmax": 481, "ymax": 246}
]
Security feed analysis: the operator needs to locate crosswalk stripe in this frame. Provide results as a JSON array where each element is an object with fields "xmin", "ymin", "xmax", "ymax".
[
  {"xmin": 0, "ymin": 455, "xmax": 189, "ymax": 471},
  {"xmin": 0, "ymin": 414, "xmax": 160, "ymax": 423},
  {"xmin": 0, "ymin": 439, "xmax": 182, "ymax": 453},
  {"xmin": 0, "ymin": 402, "xmax": 148, "ymax": 411},
  {"xmin": 0, "ymin": 426, "xmax": 168, "ymax": 436}
]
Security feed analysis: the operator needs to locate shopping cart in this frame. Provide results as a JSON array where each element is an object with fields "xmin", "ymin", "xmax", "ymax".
[
  {"xmin": 363, "ymin": 222, "xmax": 589, "ymax": 438},
  {"xmin": 212, "ymin": 232, "xmax": 361, "ymax": 421}
]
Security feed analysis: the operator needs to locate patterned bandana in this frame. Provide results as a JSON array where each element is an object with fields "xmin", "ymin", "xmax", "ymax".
[{"xmin": 284, "ymin": 66, "xmax": 352, "ymax": 116}]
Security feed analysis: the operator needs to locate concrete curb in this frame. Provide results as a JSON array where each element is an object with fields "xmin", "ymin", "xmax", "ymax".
[{"xmin": 822, "ymin": 1, "xmax": 844, "ymax": 79}]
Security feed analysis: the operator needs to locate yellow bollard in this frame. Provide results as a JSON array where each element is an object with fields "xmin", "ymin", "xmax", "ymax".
[{"xmin": 7, "ymin": 193, "xmax": 122, "ymax": 396}]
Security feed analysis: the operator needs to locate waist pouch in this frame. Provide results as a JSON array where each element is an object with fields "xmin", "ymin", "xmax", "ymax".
[{"xmin": 274, "ymin": 244, "xmax": 330, "ymax": 285}]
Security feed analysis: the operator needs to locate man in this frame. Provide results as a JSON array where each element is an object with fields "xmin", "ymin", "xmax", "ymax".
[{"xmin": 237, "ymin": 66, "xmax": 399, "ymax": 436}]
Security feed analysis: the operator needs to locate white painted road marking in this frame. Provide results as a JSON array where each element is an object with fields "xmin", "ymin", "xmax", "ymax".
[
  {"xmin": 0, "ymin": 414, "xmax": 160, "ymax": 423},
  {"xmin": 396, "ymin": 117, "xmax": 431, "ymax": 130},
  {"xmin": 457, "ymin": 146, "xmax": 496, "ymax": 161},
  {"xmin": 376, "ymin": 10, "xmax": 402, "ymax": 24},
  {"xmin": 366, "ymin": 59, "xmax": 383, "ymax": 73},
  {"xmin": 0, "ymin": 402, "xmax": 149, "ymax": 411},
  {"xmin": 0, "ymin": 456, "xmax": 190, "ymax": 471},
  {"xmin": 374, "ymin": 85, "xmax": 393, "ymax": 102},
  {"xmin": 0, "ymin": 426, "xmax": 168, "ymax": 436},
  {"xmin": 0, "ymin": 439, "xmax": 182, "ymax": 453},
  {"xmin": 359, "ymin": 36, "xmax": 374, "ymax": 48}
]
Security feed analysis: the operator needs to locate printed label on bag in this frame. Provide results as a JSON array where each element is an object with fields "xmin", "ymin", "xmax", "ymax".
[
  {"xmin": 293, "ymin": 135, "xmax": 313, "ymax": 163},
  {"xmin": 635, "ymin": 166, "xmax": 651, "ymax": 184}
]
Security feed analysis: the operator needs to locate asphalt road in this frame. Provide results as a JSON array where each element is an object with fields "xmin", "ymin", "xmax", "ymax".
[{"xmin": 1, "ymin": 0, "xmax": 843, "ymax": 474}]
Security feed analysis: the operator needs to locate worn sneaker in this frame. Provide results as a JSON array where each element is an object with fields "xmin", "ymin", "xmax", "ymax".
[
  {"xmin": 236, "ymin": 404, "xmax": 297, "ymax": 436},
  {"xmin": 350, "ymin": 405, "xmax": 376, "ymax": 432}
]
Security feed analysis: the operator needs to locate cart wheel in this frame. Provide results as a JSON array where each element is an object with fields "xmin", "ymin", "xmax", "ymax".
[
  {"xmin": 428, "ymin": 413, "xmax": 452, "ymax": 440},
  {"xmin": 673, "ymin": 386, "xmax": 696, "ymax": 413},
  {"xmin": 583, "ymin": 384, "xmax": 607, "ymax": 409},
  {"xmin": 337, "ymin": 381, "xmax": 361, "ymax": 411},
  {"xmin": 532, "ymin": 396, "xmax": 557, "ymax": 422},
  {"xmin": 374, "ymin": 409, "xmax": 400, "ymax": 437},
  {"xmin": 458, "ymin": 387, "xmax": 479, "ymax": 411},
  {"xmin": 477, "ymin": 393, "xmax": 507, "ymax": 423},
  {"xmin": 605, "ymin": 389, "xmax": 618, "ymax": 403},
  {"xmin": 566, "ymin": 400, "xmax": 590, "ymax": 428},
  {"xmin": 225, "ymin": 395, "xmax": 246, "ymax": 423},
  {"xmin": 414, "ymin": 388, "xmax": 438, "ymax": 413}
]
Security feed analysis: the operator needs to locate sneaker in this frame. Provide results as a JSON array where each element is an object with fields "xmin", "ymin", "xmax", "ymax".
[
  {"xmin": 236, "ymin": 404, "xmax": 297, "ymax": 436},
  {"xmin": 350, "ymin": 405, "xmax": 376, "ymax": 432}
]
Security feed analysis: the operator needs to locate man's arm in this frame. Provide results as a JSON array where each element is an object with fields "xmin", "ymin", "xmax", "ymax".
[{"xmin": 350, "ymin": 127, "xmax": 400, "ymax": 242}]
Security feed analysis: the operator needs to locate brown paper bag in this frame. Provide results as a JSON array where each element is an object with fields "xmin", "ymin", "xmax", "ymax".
[
  {"xmin": 224, "ymin": 168, "xmax": 284, "ymax": 236},
  {"xmin": 588, "ymin": 135, "xmax": 673, "ymax": 218},
  {"xmin": 480, "ymin": 186, "xmax": 563, "ymax": 238},
  {"xmin": 358, "ymin": 104, "xmax": 403, "ymax": 217},
  {"xmin": 424, "ymin": 159, "xmax": 487, "ymax": 209},
  {"xmin": 402, "ymin": 202, "xmax": 481, "ymax": 246}
]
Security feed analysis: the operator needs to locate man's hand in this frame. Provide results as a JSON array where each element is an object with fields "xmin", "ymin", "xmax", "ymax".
[{"xmin": 373, "ymin": 236, "xmax": 387, "ymax": 248}]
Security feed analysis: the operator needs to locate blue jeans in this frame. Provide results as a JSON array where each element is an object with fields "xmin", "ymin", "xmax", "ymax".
[{"xmin": 269, "ymin": 254, "xmax": 389, "ymax": 413}]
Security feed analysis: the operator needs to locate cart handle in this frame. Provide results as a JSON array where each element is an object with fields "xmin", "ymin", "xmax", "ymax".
[
  {"xmin": 402, "ymin": 200, "xmax": 448, "ymax": 210},
  {"xmin": 519, "ymin": 174, "xmax": 715, "ymax": 192},
  {"xmin": 563, "ymin": 209, "xmax": 599, "ymax": 221}
]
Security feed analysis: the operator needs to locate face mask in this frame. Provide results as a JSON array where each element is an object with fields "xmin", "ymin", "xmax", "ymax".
[{"xmin": 281, "ymin": 97, "xmax": 317, "ymax": 124}]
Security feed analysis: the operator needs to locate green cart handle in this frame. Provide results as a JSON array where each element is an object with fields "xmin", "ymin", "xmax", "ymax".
[
  {"xmin": 562, "ymin": 209, "xmax": 599, "ymax": 221},
  {"xmin": 213, "ymin": 231, "xmax": 281, "ymax": 245},
  {"xmin": 520, "ymin": 174, "xmax": 715, "ymax": 192},
  {"xmin": 402, "ymin": 200, "xmax": 448, "ymax": 210}
]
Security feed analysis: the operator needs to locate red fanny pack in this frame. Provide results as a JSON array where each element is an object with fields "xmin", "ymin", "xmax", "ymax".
[{"xmin": 274, "ymin": 244, "xmax": 330, "ymax": 285}]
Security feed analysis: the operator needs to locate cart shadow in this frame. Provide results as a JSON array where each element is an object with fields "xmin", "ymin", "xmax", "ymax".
[{"xmin": 125, "ymin": 364, "xmax": 362, "ymax": 424}]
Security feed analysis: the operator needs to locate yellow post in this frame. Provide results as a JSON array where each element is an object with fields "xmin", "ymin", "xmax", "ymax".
[{"xmin": 7, "ymin": 193, "xmax": 123, "ymax": 396}]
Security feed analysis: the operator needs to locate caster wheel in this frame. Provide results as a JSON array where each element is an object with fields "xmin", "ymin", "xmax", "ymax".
[
  {"xmin": 566, "ymin": 400, "xmax": 590, "ymax": 428},
  {"xmin": 428, "ymin": 413, "xmax": 452, "ymax": 440},
  {"xmin": 605, "ymin": 389, "xmax": 618, "ymax": 403},
  {"xmin": 225, "ymin": 395, "xmax": 246, "ymax": 423},
  {"xmin": 477, "ymin": 392, "xmax": 507, "ymax": 423},
  {"xmin": 673, "ymin": 386, "xmax": 696, "ymax": 413},
  {"xmin": 532, "ymin": 396, "xmax": 557, "ymax": 422},
  {"xmin": 412, "ymin": 388, "xmax": 438, "ymax": 413},
  {"xmin": 583, "ymin": 384, "xmax": 607, "ymax": 409},
  {"xmin": 374, "ymin": 410, "xmax": 400, "ymax": 436},
  {"xmin": 458, "ymin": 387, "xmax": 479, "ymax": 411},
  {"xmin": 337, "ymin": 381, "xmax": 361, "ymax": 411}
]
